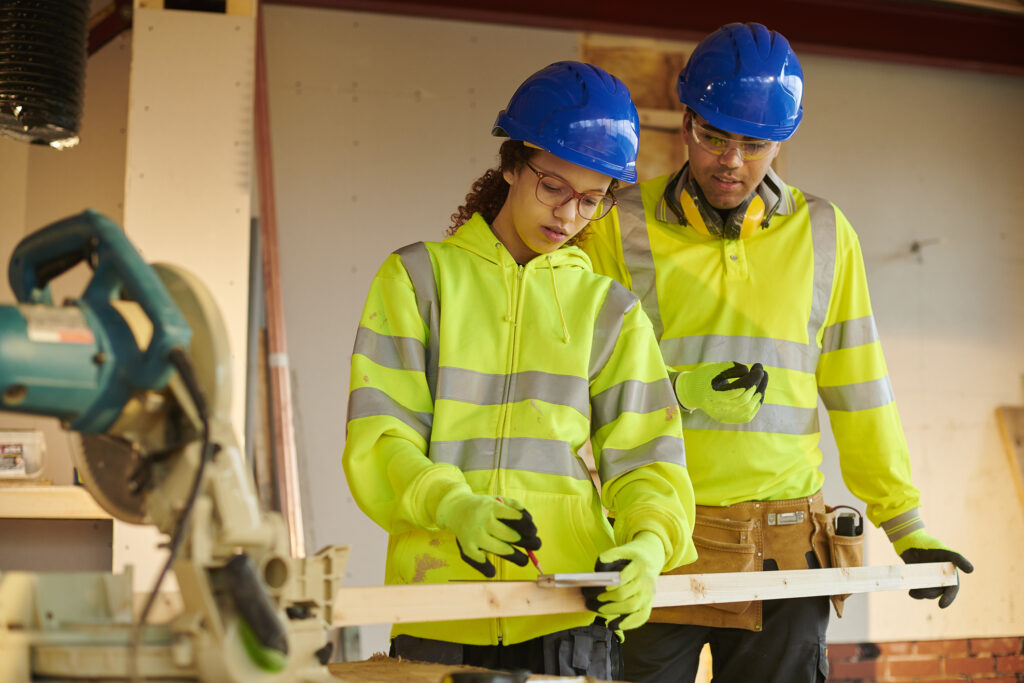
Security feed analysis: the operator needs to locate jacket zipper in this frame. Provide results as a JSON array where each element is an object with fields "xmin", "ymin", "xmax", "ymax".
[{"xmin": 492, "ymin": 263, "xmax": 525, "ymax": 643}]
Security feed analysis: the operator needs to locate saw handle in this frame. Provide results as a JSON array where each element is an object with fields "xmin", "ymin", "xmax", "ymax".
[{"xmin": 8, "ymin": 209, "xmax": 192, "ymax": 390}]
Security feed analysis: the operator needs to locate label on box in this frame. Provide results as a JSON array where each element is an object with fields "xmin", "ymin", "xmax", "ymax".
[
  {"xmin": 20, "ymin": 305, "xmax": 95, "ymax": 344},
  {"xmin": 0, "ymin": 443, "xmax": 26, "ymax": 476}
]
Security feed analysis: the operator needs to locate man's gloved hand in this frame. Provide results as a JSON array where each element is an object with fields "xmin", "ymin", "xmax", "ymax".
[
  {"xmin": 674, "ymin": 361, "xmax": 768, "ymax": 424},
  {"xmin": 895, "ymin": 529, "xmax": 973, "ymax": 608},
  {"xmin": 434, "ymin": 490, "xmax": 541, "ymax": 578},
  {"xmin": 581, "ymin": 531, "xmax": 665, "ymax": 631}
]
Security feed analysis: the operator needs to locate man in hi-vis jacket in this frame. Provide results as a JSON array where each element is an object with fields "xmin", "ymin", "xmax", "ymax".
[{"xmin": 583, "ymin": 22, "xmax": 973, "ymax": 683}]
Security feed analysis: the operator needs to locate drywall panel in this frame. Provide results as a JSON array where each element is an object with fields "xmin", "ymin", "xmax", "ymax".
[
  {"xmin": 786, "ymin": 55, "xmax": 1024, "ymax": 640},
  {"xmin": 262, "ymin": 5, "xmax": 577, "ymax": 657},
  {"xmin": 121, "ymin": 7, "xmax": 255, "ymax": 596},
  {"xmin": 123, "ymin": 8, "xmax": 253, "ymax": 442}
]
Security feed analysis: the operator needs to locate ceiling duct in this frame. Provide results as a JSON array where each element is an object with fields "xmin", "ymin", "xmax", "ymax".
[{"xmin": 0, "ymin": 0, "xmax": 90, "ymax": 149}]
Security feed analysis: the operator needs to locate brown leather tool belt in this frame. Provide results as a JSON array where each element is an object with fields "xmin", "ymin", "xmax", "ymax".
[{"xmin": 651, "ymin": 491, "xmax": 864, "ymax": 631}]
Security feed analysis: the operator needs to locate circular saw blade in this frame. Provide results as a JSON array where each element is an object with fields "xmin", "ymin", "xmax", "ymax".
[{"xmin": 74, "ymin": 432, "xmax": 149, "ymax": 524}]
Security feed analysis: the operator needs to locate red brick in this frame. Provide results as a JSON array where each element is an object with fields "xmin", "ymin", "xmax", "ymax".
[
  {"xmin": 828, "ymin": 643, "xmax": 860, "ymax": 660},
  {"xmin": 886, "ymin": 657, "xmax": 943, "ymax": 677},
  {"xmin": 832, "ymin": 658, "xmax": 881, "ymax": 679},
  {"xmin": 972, "ymin": 677, "xmax": 1017, "ymax": 683},
  {"xmin": 995, "ymin": 654, "xmax": 1024, "ymax": 673},
  {"xmin": 879, "ymin": 641, "xmax": 915, "ymax": 655},
  {"xmin": 945, "ymin": 656, "xmax": 996, "ymax": 675},
  {"xmin": 917, "ymin": 639, "xmax": 969, "ymax": 656},
  {"xmin": 970, "ymin": 638, "xmax": 1022, "ymax": 656}
]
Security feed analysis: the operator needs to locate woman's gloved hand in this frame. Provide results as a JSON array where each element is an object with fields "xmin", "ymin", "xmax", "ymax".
[
  {"xmin": 434, "ymin": 490, "xmax": 541, "ymax": 578},
  {"xmin": 894, "ymin": 529, "xmax": 973, "ymax": 608},
  {"xmin": 674, "ymin": 361, "xmax": 768, "ymax": 424},
  {"xmin": 582, "ymin": 531, "xmax": 666, "ymax": 631}
]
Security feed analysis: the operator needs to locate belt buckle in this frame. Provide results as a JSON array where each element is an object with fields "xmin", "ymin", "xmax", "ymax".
[{"xmin": 766, "ymin": 511, "xmax": 805, "ymax": 526}]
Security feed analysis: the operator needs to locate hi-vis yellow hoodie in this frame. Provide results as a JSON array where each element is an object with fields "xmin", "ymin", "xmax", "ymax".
[{"xmin": 343, "ymin": 213, "xmax": 696, "ymax": 646}]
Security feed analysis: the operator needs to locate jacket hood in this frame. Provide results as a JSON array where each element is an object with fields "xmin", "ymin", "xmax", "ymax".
[{"xmin": 448, "ymin": 213, "xmax": 594, "ymax": 272}]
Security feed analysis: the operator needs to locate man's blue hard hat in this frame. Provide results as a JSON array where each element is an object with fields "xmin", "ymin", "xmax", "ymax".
[
  {"xmin": 493, "ymin": 61, "xmax": 640, "ymax": 183},
  {"xmin": 677, "ymin": 23, "xmax": 804, "ymax": 141}
]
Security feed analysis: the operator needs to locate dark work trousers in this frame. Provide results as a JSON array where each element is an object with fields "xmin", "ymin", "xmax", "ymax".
[
  {"xmin": 622, "ymin": 595, "xmax": 830, "ymax": 683},
  {"xmin": 390, "ymin": 620, "xmax": 623, "ymax": 681}
]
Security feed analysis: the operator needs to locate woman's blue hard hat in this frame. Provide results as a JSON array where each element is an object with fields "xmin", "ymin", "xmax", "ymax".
[
  {"xmin": 677, "ymin": 23, "xmax": 804, "ymax": 141},
  {"xmin": 493, "ymin": 61, "xmax": 640, "ymax": 183}
]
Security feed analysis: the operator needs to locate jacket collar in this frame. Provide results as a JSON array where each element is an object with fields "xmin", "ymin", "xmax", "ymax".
[
  {"xmin": 449, "ymin": 212, "xmax": 593, "ymax": 272},
  {"xmin": 655, "ymin": 164, "xmax": 795, "ymax": 225}
]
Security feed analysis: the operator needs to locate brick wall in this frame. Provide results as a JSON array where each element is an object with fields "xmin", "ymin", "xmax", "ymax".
[{"xmin": 828, "ymin": 637, "xmax": 1024, "ymax": 682}]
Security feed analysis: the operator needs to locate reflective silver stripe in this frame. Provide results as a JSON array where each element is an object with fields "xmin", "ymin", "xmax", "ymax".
[
  {"xmin": 681, "ymin": 403, "xmax": 819, "ymax": 435},
  {"xmin": 591, "ymin": 379, "xmax": 676, "ymax": 431},
  {"xmin": 600, "ymin": 434, "xmax": 686, "ymax": 482},
  {"xmin": 352, "ymin": 326, "xmax": 426, "ymax": 372},
  {"xmin": 589, "ymin": 282, "xmax": 637, "ymax": 381},
  {"xmin": 821, "ymin": 315, "xmax": 879, "ymax": 354},
  {"xmin": 429, "ymin": 438, "xmax": 591, "ymax": 480},
  {"xmin": 819, "ymin": 377, "xmax": 894, "ymax": 412},
  {"xmin": 395, "ymin": 242, "xmax": 440, "ymax": 399},
  {"xmin": 660, "ymin": 334, "xmax": 817, "ymax": 374},
  {"xmin": 881, "ymin": 507, "xmax": 924, "ymax": 542},
  {"xmin": 617, "ymin": 185, "xmax": 664, "ymax": 340},
  {"xmin": 437, "ymin": 366, "xmax": 589, "ymax": 417},
  {"xmin": 346, "ymin": 386, "xmax": 432, "ymax": 441},
  {"xmin": 806, "ymin": 194, "xmax": 837, "ymax": 348}
]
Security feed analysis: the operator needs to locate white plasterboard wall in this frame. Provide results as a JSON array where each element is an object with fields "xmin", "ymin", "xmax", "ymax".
[
  {"xmin": 786, "ymin": 54, "xmax": 1024, "ymax": 641},
  {"xmin": 261, "ymin": 5, "xmax": 578, "ymax": 657},
  {"xmin": 264, "ymin": 5, "xmax": 1023, "ymax": 654}
]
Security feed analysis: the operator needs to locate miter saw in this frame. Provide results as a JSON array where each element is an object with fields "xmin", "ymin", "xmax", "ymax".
[{"xmin": 0, "ymin": 210, "xmax": 345, "ymax": 682}]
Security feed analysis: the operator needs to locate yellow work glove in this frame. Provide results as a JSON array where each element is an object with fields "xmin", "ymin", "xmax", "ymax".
[
  {"xmin": 582, "ymin": 531, "xmax": 665, "ymax": 631},
  {"xmin": 674, "ymin": 361, "xmax": 768, "ymax": 424},
  {"xmin": 434, "ymin": 488, "xmax": 541, "ymax": 578},
  {"xmin": 894, "ymin": 529, "xmax": 973, "ymax": 608}
]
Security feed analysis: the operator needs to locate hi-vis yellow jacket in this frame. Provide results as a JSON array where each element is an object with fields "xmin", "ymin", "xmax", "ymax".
[
  {"xmin": 343, "ymin": 213, "xmax": 697, "ymax": 646},
  {"xmin": 583, "ymin": 168, "xmax": 923, "ymax": 533}
]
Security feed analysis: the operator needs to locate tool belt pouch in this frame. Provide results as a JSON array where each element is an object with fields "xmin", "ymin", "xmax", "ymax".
[
  {"xmin": 811, "ymin": 508, "xmax": 865, "ymax": 618},
  {"xmin": 650, "ymin": 514, "xmax": 760, "ymax": 630}
]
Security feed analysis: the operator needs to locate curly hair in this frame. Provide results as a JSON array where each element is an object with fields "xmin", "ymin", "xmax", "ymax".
[{"xmin": 447, "ymin": 140, "xmax": 617, "ymax": 248}]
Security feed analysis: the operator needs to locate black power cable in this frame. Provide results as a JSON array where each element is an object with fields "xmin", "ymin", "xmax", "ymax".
[{"xmin": 129, "ymin": 347, "xmax": 211, "ymax": 681}]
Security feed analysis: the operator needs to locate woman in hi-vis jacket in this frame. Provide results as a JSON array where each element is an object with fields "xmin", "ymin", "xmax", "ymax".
[{"xmin": 343, "ymin": 62, "xmax": 697, "ymax": 679}]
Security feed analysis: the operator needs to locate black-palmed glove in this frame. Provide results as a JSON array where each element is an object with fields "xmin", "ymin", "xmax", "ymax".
[
  {"xmin": 434, "ymin": 490, "xmax": 541, "ymax": 578},
  {"xmin": 675, "ymin": 361, "xmax": 768, "ymax": 424},
  {"xmin": 895, "ymin": 530, "xmax": 973, "ymax": 608}
]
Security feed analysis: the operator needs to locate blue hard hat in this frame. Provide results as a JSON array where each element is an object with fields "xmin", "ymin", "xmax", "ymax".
[
  {"xmin": 677, "ymin": 23, "xmax": 804, "ymax": 141},
  {"xmin": 493, "ymin": 61, "xmax": 640, "ymax": 183}
]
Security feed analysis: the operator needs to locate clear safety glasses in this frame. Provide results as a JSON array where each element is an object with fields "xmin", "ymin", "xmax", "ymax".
[
  {"xmin": 690, "ymin": 119, "xmax": 778, "ymax": 161},
  {"xmin": 525, "ymin": 162, "xmax": 616, "ymax": 221}
]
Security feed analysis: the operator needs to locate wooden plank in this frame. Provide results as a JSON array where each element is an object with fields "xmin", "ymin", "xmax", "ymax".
[
  {"xmin": 653, "ymin": 563, "xmax": 956, "ymax": 608},
  {"xmin": 329, "ymin": 659, "xmax": 495, "ymax": 683},
  {"xmin": 0, "ymin": 486, "xmax": 110, "ymax": 519},
  {"xmin": 995, "ymin": 406, "xmax": 1024, "ymax": 512},
  {"xmin": 332, "ymin": 563, "xmax": 955, "ymax": 627}
]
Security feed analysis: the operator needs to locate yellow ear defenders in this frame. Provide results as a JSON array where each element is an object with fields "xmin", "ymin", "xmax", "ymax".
[{"xmin": 679, "ymin": 180, "xmax": 766, "ymax": 240}]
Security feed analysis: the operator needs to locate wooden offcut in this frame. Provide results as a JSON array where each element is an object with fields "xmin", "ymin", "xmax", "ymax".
[
  {"xmin": 995, "ymin": 406, "xmax": 1024, "ymax": 512},
  {"xmin": 332, "ymin": 563, "xmax": 956, "ymax": 627}
]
